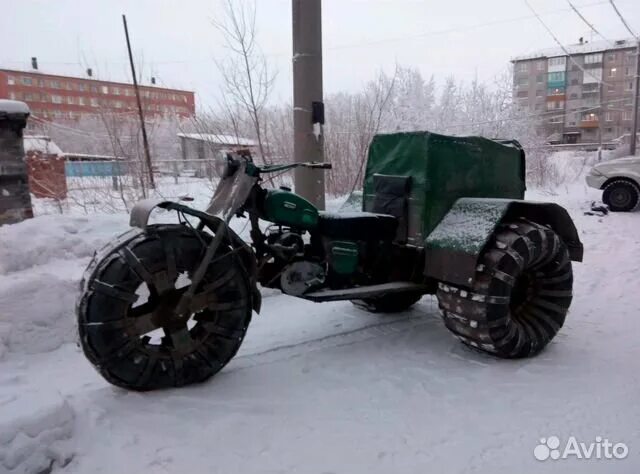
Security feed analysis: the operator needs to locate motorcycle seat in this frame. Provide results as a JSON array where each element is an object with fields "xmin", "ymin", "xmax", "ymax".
[{"xmin": 317, "ymin": 211, "xmax": 398, "ymax": 241}]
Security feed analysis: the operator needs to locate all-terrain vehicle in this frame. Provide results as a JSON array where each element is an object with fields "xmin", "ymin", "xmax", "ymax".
[{"xmin": 77, "ymin": 131, "xmax": 583, "ymax": 391}]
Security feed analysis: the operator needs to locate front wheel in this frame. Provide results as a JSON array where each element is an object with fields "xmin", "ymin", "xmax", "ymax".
[
  {"xmin": 602, "ymin": 180, "xmax": 640, "ymax": 212},
  {"xmin": 437, "ymin": 220, "xmax": 573, "ymax": 358},
  {"xmin": 77, "ymin": 224, "xmax": 253, "ymax": 391}
]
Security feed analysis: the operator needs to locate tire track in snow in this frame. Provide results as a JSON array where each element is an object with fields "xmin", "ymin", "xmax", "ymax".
[{"xmin": 228, "ymin": 314, "xmax": 439, "ymax": 371}]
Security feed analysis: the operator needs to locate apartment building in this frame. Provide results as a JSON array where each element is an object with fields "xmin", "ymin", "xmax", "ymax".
[
  {"xmin": 0, "ymin": 67, "xmax": 195, "ymax": 122},
  {"xmin": 512, "ymin": 38, "xmax": 638, "ymax": 144}
]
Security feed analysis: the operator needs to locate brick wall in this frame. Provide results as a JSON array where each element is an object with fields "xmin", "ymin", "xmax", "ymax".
[{"xmin": 25, "ymin": 151, "xmax": 67, "ymax": 199}]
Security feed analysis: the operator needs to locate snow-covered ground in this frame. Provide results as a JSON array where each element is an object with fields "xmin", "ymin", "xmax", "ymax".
[{"xmin": 1, "ymin": 158, "xmax": 639, "ymax": 473}]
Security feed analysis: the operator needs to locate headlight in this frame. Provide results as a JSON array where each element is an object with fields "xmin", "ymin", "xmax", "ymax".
[{"xmin": 589, "ymin": 168, "xmax": 604, "ymax": 177}]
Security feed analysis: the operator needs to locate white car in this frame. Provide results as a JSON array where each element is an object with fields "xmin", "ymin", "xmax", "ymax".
[{"xmin": 586, "ymin": 155, "xmax": 640, "ymax": 212}]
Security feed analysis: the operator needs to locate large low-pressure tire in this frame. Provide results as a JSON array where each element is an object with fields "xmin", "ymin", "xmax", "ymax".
[
  {"xmin": 602, "ymin": 180, "xmax": 640, "ymax": 212},
  {"xmin": 351, "ymin": 292, "xmax": 422, "ymax": 313},
  {"xmin": 436, "ymin": 219, "xmax": 573, "ymax": 358},
  {"xmin": 77, "ymin": 224, "xmax": 253, "ymax": 391}
]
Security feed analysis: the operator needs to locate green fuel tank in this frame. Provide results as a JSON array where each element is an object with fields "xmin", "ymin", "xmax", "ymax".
[{"xmin": 263, "ymin": 187, "xmax": 319, "ymax": 230}]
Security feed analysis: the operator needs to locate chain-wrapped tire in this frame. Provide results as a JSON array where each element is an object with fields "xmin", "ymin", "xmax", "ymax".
[
  {"xmin": 436, "ymin": 219, "xmax": 573, "ymax": 358},
  {"xmin": 77, "ymin": 224, "xmax": 253, "ymax": 391},
  {"xmin": 351, "ymin": 292, "xmax": 422, "ymax": 313}
]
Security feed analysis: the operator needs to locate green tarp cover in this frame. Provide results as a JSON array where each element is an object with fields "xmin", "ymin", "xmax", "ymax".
[{"xmin": 363, "ymin": 131, "xmax": 525, "ymax": 246}]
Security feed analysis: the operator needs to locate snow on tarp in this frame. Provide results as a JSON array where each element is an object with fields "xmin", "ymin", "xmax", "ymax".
[{"xmin": 0, "ymin": 100, "xmax": 30, "ymax": 116}]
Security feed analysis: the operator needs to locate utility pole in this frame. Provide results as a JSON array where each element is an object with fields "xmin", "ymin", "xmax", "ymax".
[
  {"xmin": 292, "ymin": 0, "xmax": 325, "ymax": 209},
  {"xmin": 122, "ymin": 14, "xmax": 155, "ymax": 190},
  {"xmin": 631, "ymin": 40, "xmax": 640, "ymax": 156}
]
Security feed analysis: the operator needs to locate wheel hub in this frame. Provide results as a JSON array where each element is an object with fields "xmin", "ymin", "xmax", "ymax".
[
  {"xmin": 152, "ymin": 288, "xmax": 190, "ymax": 327},
  {"xmin": 611, "ymin": 189, "xmax": 631, "ymax": 207}
]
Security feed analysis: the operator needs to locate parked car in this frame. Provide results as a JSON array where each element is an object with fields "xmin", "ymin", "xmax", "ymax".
[{"xmin": 586, "ymin": 155, "xmax": 640, "ymax": 212}]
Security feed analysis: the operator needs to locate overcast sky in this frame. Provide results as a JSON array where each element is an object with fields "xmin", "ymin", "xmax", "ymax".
[{"xmin": 2, "ymin": 0, "xmax": 639, "ymax": 110}]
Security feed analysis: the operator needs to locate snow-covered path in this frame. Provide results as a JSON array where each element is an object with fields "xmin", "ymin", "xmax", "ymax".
[{"xmin": 1, "ymin": 184, "xmax": 639, "ymax": 473}]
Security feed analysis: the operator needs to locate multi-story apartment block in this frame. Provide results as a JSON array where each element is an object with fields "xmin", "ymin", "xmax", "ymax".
[
  {"xmin": 512, "ymin": 38, "xmax": 638, "ymax": 144},
  {"xmin": 0, "ymin": 67, "xmax": 195, "ymax": 122}
]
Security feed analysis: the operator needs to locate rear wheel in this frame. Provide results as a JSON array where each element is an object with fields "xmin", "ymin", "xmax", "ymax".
[
  {"xmin": 602, "ymin": 180, "xmax": 640, "ymax": 212},
  {"xmin": 352, "ymin": 292, "xmax": 422, "ymax": 313},
  {"xmin": 436, "ymin": 220, "xmax": 572, "ymax": 358},
  {"xmin": 77, "ymin": 224, "xmax": 253, "ymax": 391}
]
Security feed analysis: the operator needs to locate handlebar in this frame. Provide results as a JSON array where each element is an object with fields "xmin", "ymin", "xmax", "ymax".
[
  {"xmin": 300, "ymin": 162, "xmax": 332, "ymax": 169},
  {"xmin": 257, "ymin": 162, "xmax": 332, "ymax": 174}
]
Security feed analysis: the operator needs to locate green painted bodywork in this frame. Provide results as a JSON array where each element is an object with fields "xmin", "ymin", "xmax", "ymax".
[
  {"xmin": 263, "ymin": 189, "xmax": 319, "ymax": 229},
  {"xmin": 363, "ymin": 131, "xmax": 525, "ymax": 246},
  {"xmin": 328, "ymin": 241, "xmax": 359, "ymax": 274}
]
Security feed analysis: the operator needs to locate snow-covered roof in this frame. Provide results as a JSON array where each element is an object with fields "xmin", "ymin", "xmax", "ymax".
[
  {"xmin": 23, "ymin": 136, "xmax": 64, "ymax": 156},
  {"xmin": 0, "ymin": 99, "xmax": 30, "ymax": 115},
  {"xmin": 177, "ymin": 132, "xmax": 257, "ymax": 147},
  {"xmin": 512, "ymin": 38, "xmax": 636, "ymax": 62}
]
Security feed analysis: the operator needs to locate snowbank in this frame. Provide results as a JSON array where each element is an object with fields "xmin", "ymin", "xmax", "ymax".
[{"xmin": 0, "ymin": 214, "xmax": 127, "ymax": 275}]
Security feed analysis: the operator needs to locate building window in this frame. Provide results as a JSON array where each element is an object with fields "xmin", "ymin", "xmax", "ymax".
[
  {"xmin": 9, "ymin": 92, "xmax": 16, "ymax": 100},
  {"xmin": 536, "ymin": 90, "xmax": 543, "ymax": 98},
  {"xmin": 78, "ymin": 83, "xmax": 86, "ymax": 92},
  {"xmin": 182, "ymin": 96, "xmax": 188, "ymax": 103},
  {"xmin": 537, "ymin": 61, "xmax": 545, "ymax": 71},
  {"xmin": 90, "ymin": 98, "xmax": 99, "ymax": 107},
  {"xmin": 605, "ymin": 112, "xmax": 613, "ymax": 121},
  {"xmin": 607, "ymin": 53, "xmax": 616, "ymax": 61},
  {"xmin": 67, "ymin": 96, "xmax": 75, "ymax": 105},
  {"xmin": 609, "ymin": 68, "xmax": 617, "ymax": 78},
  {"xmin": 623, "ymin": 111, "xmax": 632, "ymax": 121},
  {"xmin": 51, "ymin": 95, "xmax": 63, "ymax": 104},
  {"xmin": 66, "ymin": 82, "xmax": 73, "ymax": 90},
  {"xmin": 582, "ymin": 112, "xmax": 598, "ymax": 122},
  {"xmin": 114, "ymin": 100, "xmax": 123, "ymax": 108},
  {"xmin": 517, "ymin": 62, "xmax": 529, "ymax": 73},
  {"xmin": 584, "ymin": 53, "xmax": 603, "ymax": 64},
  {"xmin": 548, "ymin": 72, "xmax": 565, "ymax": 82},
  {"xmin": 90, "ymin": 85, "xmax": 98, "ymax": 93},
  {"xmin": 78, "ymin": 97, "xmax": 86, "ymax": 106},
  {"xmin": 517, "ymin": 90, "xmax": 528, "ymax": 98},
  {"xmin": 50, "ymin": 80, "xmax": 60, "ymax": 88},
  {"xmin": 7, "ymin": 76, "xmax": 15, "ymax": 85},
  {"xmin": 608, "ymin": 84, "xmax": 615, "ymax": 92},
  {"xmin": 536, "ymin": 74, "xmax": 544, "ymax": 84},
  {"xmin": 101, "ymin": 85, "xmax": 109, "ymax": 94},
  {"xmin": 548, "ymin": 57, "xmax": 566, "ymax": 67},
  {"xmin": 21, "ymin": 76, "xmax": 33, "ymax": 86},
  {"xmin": 124, "ymin": 88, "xmax": 133, "ymax": 96},
  {"xmin": 549, "ymin": 116, "xmax": 563, "ymax": 123},
  {"xmin": 112, "ymin": 87, "xmax": 120, "ymax": 95},
  {"xmin": 626, "ymin": 81, "xmax": 634, "ymax": 91}
]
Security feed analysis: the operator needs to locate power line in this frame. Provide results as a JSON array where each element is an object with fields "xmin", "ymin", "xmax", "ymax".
[
  {"xmin": 566, "ymin": 0, "xmax": 609, "ymax": 41},
  {"xmin": 608, "ymin": 0, "xmax": 638, "ymax": 40},
  {"xmin": 523, "ymin": 0, "xmax": 613, "ymax": 87}
]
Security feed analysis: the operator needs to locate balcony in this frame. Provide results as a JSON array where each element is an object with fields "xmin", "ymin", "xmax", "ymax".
[{"xmin": 579, "ymin": 119, "xmax": 599, "ymax": 128}]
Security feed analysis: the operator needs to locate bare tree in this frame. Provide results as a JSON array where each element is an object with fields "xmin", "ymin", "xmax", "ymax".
[{"xmin": 213, "ymin": 0, "xmax": 276, "ymax": 164}]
